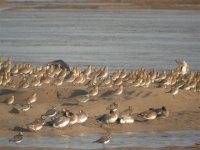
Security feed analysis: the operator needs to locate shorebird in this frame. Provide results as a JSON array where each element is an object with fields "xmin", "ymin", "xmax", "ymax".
[
  {"xmin": 26, "ymin": 93, "xmax": 37, "ymax": 104},
  {"xmin": 73, "ymin": 73, "xmax": 84, "ymax": 85},
  {"xmin": 113, "ymin": 85, "xmax": 123, "ymax": 95},
  {"xmin": 87, "ymin": 85, "xmax": 98, "ymax": 97},
  {"xmin": 132, "ymin": 78, "xmax": 142, "ymax": 87},
  {"xmin": 168, "ymin": 87, "xmax": 179, "ymax": 95},
  {"xmin": 9, "ymin": 132, "xmax": 23, "ymax": 144},
  {"xmin": 93, "ymin": 134, "xmax": 112, "ymax": 145},
  {"xmin": 21, "ymin": 81, "xmax": 30, "ymax": 89},
  {"xmin": 40, "ymin": 75, "xmax": 51, "ymax": 84},
  {"xmin": 1, "ymin": 74, "xmax": 9, "ymax": 86},
  {"xmin": 184, "ymin": 80, "xmax": 197, "ymax": 90},
  {"xmin": 31, "ymin": 77, "xmax": 41, "ymax": 87},
  {"xmin": 65, "ymin": 73, "xmax": 76, "ymax": 83},
  {"xmin": 120, "ymin": 106, "xmax": 134, "ymax": 116},
  {"xmin": 27, "ymin": 117, "xmax": 45, "ymax": 131},
  {"xmin": 19, "ymin": 77, "xmax": 29, "ymax": 88},
  {"xmin": 10, "ymin": 64, "xmax": 19, "ymax": 75},
  {"xmin": 119, "ymin": 106, "xmax": 134, "ymax": 124},
  {"xmin": 175, "ymin": 60, "xmax": 189, "ymax": 75},
  {"xmin": 149, "ymin": 68, "xmax": 157, "ymax": 82},
  {"xmin": 0, "ymin": 75, "xmax": 2, "ymax": 85},
  {"xmin": 119, "ymin": 69, "xmax": 126, "ymax": 79},
  {"xmin": 106, "ymin": 102, "xmax": 118, "ymax": 111},
  {"xmin": 52, "ymin": 116, "xmax": 70, "ymax": 128},
  {"xmin": 119, "ymin": 115, "xmax": 134, "ymax": 124},
  {"xmin": 76, "ymin": 95, "xmax": 90, "ymax": 103},
  {"xmin": 5, "ymin": 95, "xmax": 14, "ymax": 105},
  {"xmin": 155, "ymin": 70, "xmax": 166, "ymax": 82},
  {"xmin": 82, "ymin": 65, "xmax": 92, "ymax": 78},
  {"xmin": 99, "ymin": 76, "xmax": 112, "ymax": 87},
  {"xmin": 114, "ymin": 77, "xmax": 123, "ymax": 86},
  {"xmin": 52, "ymin": 78, "xmax": 63, "ymax": 86},
  {"xmin": 137, "ymin": 109, "xmax": 157, "ymax": 120},
  {"xmin": 98, "ymin": 66, "xmax": 109, "ymax": 79},
  {"xmin": 85, "ymin": 75, "xmax": 97, "ymax": 86},
  {"xmin": 42, "ymin": 106, "xmax": 57, "ymax": 118},
  {"xmin": 66, "ymin": 111, "xmax": 78, "ymax": 125},
  {"xmin": 77, "ymin": 110, "xmax": 88, "ymax": 123},
  {"xmin": 98, "ymin": 109, "xmax": 118, "ymax": 124},
  {"xmin": 173, "ymin": 80, "xmax": 185, "ymax": 89},
  {"xmin": 150, "ymin": 106, "xmax": 169, "ymax": 118},
  {"xmin": 112, "ymin": 70, "xmax": 121, "ymax": 81},
  {"xmin": 57, "ymin": 68, "xmax": 68, "ymax": 79},
  {"xmin": 15, "ymin": 103, "xmax": 31, "ymax": 113},
  {"xmin": 53, "ymin": 64, "xmax": 62, "ymax": 76}
]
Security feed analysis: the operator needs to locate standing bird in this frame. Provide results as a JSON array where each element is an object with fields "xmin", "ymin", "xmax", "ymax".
[
  {"xmin": 113, "ymin": 85, "xmax": 123, "ymax": 95},
  {"xmin": 15, "ymin": 103, "xmax": 31, "ymax": 113},
  {"xmin": 27, "ymin": 117, "xmax": 45, "ymax": 131},
  {"xmin": 42, "ymin": 106, "xmax": 57, "ymax": 118},
  {"xmin": 9, "ymin": 132, "xmax": 23, "ymax": 144},
  {"xmin": 87, "ymin": 85, "xmax": 98, "ymax": 97},
  {"xmin": 175, "ymin": 60, "xmax": 189, "ymax": 75},
  {"xmin": 26, "ymin": 93, "xmax": 37, "ymax": 104},
  {"xmin": 5, "ymin": 95, "xmax": 14, "ymax": 105},
  {"xmin": 93, "ymin": 134, "xmax": 112, "ymax": 145},
  {"xmin": 98, "ymin": 66, "xmax": 109, "ymax": 79},
  {"xmin": 168, "ymin": 87, "xmax": 179, "ymax": 95}
]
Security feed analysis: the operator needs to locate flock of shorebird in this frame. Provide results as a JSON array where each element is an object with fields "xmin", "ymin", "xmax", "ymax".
[{"xmin": 0, "ymin": 54, "xmax": 200, "ymax": 146}]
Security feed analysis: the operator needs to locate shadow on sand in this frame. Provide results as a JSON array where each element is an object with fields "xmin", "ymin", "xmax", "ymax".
[
  {"xmin": 68, "ymin": 89, "xmax": 88, "ymax": 98},
  {"xmin": 0, "ymin": 89, "xmax": 16, "ymax": 95}
]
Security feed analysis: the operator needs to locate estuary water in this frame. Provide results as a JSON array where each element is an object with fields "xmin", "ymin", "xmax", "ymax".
[
  {"xmin": 0, "ymin": 9, "xmax": 199, "ymax": 71},
  {"xmin": 1, "ymin": 130, "xmax": 200, "ymax": 149}
]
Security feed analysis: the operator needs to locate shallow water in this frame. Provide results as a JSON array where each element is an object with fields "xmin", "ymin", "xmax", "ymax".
[
  {"xmin": 0, "ymin": 9, "xmax": 200, "ymax": 71},
  {"xmin": 1, "ymin": 130, "xmax": 200, "ymax": 149}
]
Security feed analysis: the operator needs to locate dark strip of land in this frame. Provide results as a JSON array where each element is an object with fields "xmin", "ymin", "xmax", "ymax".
[{"xmin": 0, "ymin": 0, "xmax": 200, "ymax": 10}]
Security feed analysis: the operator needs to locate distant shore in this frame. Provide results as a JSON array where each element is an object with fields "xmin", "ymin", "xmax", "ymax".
[{"xmin": 0, "ymin": 0, "xmax": 200, "ymax": 11}]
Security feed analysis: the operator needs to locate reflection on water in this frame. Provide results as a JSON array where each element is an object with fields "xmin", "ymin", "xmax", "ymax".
[
  {"xmin": 0, "ymin": 10, "xmax": 200, "ymax": 71},
  {"xmin": 1, "ymin": 130, "xmax": 200, "ymax": 149}
]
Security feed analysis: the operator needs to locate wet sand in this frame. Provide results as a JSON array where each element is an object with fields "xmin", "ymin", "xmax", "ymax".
[{"xmin": 0, "ymin": 144, "xmax": 200, "ymax": 150}]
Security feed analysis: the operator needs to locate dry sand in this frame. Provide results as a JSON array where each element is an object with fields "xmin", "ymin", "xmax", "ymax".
[
  {"xmin": 0, "ymin": 75, "xmax": 200, "ymax": 137},
  {"xmin": 0, "ymin": 62, "xmax": 200, "ymax": 150}
]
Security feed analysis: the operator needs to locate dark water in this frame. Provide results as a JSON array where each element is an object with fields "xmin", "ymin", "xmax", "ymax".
[
  {"xmin": 0, "ymin": 9, "xmax": 200, "ymax": 71},
  {"xmin": 1, "ymin": 130, "xmax": 200, "ymax": 149}
]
